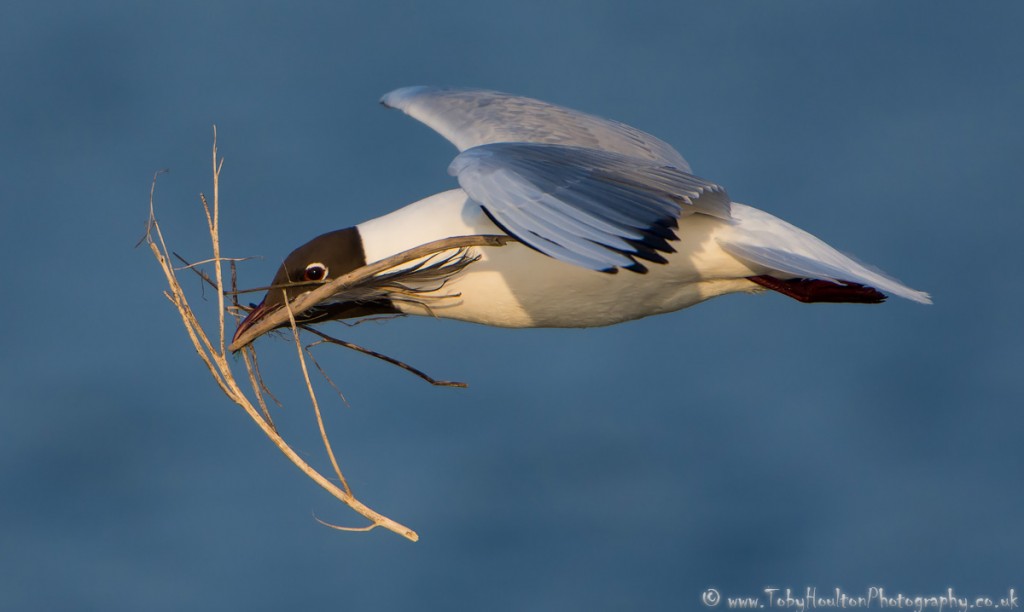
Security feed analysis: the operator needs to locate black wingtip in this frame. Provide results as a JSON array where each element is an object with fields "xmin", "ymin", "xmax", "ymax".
[
  {"xmin": 480, "ymin": 205, "xmax": 670, "ymax": 276},
  {"xmin": 623, "ymin": 261, "xmax": 649, "ymax": 274}
]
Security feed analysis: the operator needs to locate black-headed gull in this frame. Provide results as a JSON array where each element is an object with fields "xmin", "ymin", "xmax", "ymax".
[{"xmin": 232, "ymin": 87, "xmax": 929, "ymax": 349}]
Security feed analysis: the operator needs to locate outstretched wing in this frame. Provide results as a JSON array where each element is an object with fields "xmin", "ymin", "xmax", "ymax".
[
  {"xmin": 383, "ymin": 86, "xmax": 728, "ymax": 272},
  {"xmin": 449, "ymin": 143, "xmax": 730, "ymax": 273},
  {"xmin": 381, "ymin": 86, "xmax": 691, "ymax": 170}
]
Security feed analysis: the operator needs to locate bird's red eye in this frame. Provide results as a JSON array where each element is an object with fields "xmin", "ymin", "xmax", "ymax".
[{"xmin": 303, "ymin": 263, "xmax": 327, "ymax": 282}]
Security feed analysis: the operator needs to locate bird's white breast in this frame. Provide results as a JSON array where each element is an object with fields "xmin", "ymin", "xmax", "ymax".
[{"xmin": 357, "ymin": 189, "xmax": 761, "ymax": 328}]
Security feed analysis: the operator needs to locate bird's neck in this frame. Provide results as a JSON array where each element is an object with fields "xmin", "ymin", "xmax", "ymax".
[{"xmin": 356, "ymin": 188, "xmax": 499, "ymax": 264}]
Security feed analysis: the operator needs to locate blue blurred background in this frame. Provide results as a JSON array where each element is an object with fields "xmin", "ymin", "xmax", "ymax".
[{"xmin": 2, "ymin": 1, "xmax": 1022, "ymax": 609}]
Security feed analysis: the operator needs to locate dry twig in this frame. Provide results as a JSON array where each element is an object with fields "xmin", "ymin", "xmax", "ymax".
[{"xmin": 144, "ymin": 128, "xmax": 512, "ymax": 541}]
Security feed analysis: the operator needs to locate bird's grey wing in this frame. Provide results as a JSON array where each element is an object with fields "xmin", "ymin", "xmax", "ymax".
[
  {"xmin": 382, "ymin": 86, "xmax": 691, "ymax": 171},
  {"xmin": 449, "ymin": 143, "xmax": 730, "ymax": 273}
]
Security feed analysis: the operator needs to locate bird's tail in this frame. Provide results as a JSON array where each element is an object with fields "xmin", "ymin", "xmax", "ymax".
[{"xmin": 718, "ymin": 203, "xmax": 932, "ymax": 304}]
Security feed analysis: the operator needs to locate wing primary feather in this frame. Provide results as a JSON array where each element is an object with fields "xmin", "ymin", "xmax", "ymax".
[{"xmin": 473, "ymin": 169, "xmax": 639, "ymax": 263}]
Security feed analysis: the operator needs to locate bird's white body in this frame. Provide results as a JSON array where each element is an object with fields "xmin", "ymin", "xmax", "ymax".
[
  {"xmin": 358, "ymin": 188, "xmax": 926, "ymax": 328},
  {"xmin": 359, "ymin": 189, "xmax": 751, "ymax": 327}
]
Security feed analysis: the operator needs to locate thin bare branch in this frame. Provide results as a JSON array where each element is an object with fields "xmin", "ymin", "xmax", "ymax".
[
  {"xmin": 303, "ymin": 344, "xmax": 352, "ymax": 408},
  {"xmin": 209, "ymin": 130, "xmax": 227, "ymax": 357},
  {"xmin": 137, "ymin": 169, "xmax": 170, "ymax": 248},
  {"xmin": 303, "ymin": 327, "xmax": 468, "ymax": 388},
  {"xmin": 314, "ymin": 514, "xmax": 378, "ymax": 532},
  {"xmin": 284, "ymin": 292, "xmax": 352, "ymax": 497},
  {"xmin": 230, "ymin": 260, "xmax": 240, "ymax": 309},
  {"xmin": 240, "ymin": 346, "xmax": 277, "ymax": 431},
  {"xmin": 173, "ymin": 255, "xmax": 256, "ymax": 271}
]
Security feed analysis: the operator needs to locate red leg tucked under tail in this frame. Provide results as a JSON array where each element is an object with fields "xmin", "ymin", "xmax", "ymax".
[{"xmin": 747, "ymin": 275, "xmax": 886, "ymax": 304}]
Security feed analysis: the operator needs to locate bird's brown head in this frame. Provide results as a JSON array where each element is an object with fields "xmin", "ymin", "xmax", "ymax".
[{"xmin": 230, "ymin": 226, "xmax": 398, "ymax": 351}]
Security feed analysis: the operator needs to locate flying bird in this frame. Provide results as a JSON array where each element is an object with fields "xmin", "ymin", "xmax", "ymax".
[{"xmin": 231, "ymin": 86, "xmax": 929, "ymax": 350}]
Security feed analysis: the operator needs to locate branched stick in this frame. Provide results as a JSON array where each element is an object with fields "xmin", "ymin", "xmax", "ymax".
[{"xmin": 143, "ymin": 129, "xmax": 513, "ymax": 542}]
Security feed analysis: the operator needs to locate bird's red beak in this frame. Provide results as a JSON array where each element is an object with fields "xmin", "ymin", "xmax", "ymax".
[{"xmin": 230, "ymin": 299, "xmax": 275, "ymax": 352}]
